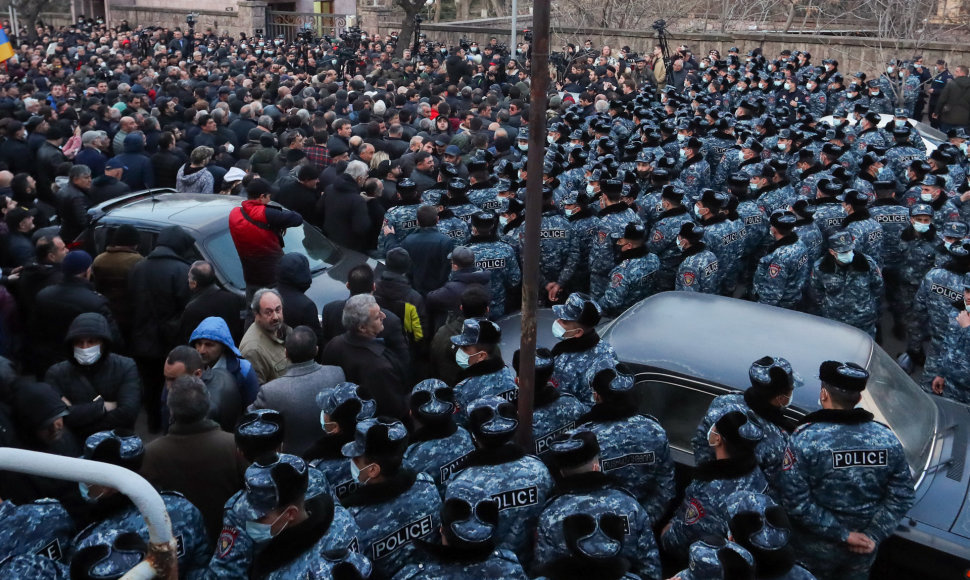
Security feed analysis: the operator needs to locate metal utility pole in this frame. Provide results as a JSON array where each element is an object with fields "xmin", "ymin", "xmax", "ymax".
[
  {"xmin": 515, "ymin": 0, "xmax": 550, "ymax": 449},
  {"xmin": 510, "ymin": 0, "xmax": 517, "ymax": 54}
]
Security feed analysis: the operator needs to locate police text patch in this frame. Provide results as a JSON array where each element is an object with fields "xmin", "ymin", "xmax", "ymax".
[
  {"xmin": 831, "ymin": 449, "xmax": 888, "ymax": 468},
  {"xmin": 535, "ymin": 422, "xmax": 576, "ymax": 455},
  {"xmin": 439, "ymin": 452, "xmax": 472, "ymax": 483},
  {"xmin": 602, "ymin": 452, "xmax": 655, "ymax": 472},
  {"xmin": 491, "ymin": 486, "xmax": 540, "ymax": 511},
  {"xmin": 372, "ymin": 514, "xmax": 435, "ymax": 559}
]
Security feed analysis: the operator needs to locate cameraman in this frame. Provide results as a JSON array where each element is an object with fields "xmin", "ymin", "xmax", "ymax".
[{"xmin": 228, "ymin": 177, "xmax": 304, "ymax": 297}]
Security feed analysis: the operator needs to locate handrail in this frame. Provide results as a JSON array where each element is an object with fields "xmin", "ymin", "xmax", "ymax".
[{"xmin": 0, "ymin": 448, "xmax": 178, "ymax": 580}]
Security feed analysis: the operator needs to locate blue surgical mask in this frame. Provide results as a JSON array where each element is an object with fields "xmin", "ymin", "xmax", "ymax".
[
  {"xmin": 913, "ymin": 221, "xmax": 930, "ymax": 233},
  {"xmin": 565, "ymin": 207, "xmax": 577, "ymax": 217},
  {"xmin": 738, "ymin": 150, "xmax": 746, "ymax": 162},
  {"xmin": 245, "ymin": 512, "xmax": 286, "ymax": 544},
  {"xmin": 783, "ymin": 82, "xmax": 792, "ymax": 91},
  {"xmin": 499, "ymin": 216, "xmax": 509, "ymax": 228},
  {"xmin": 749, "ymin": 182, "xmax": 759, "ymax": 192},
  {"xmin": 517, "ymin": 142, "xmax": 528, "ymax": 152},
  {"xmin": 677, "ymin": 133, "xmax": 687, "ymax": 142},
  {"xmin": 349, "ymin": 459, "xmax": 375, "ymax": 485},
  {"xmin": 679, "ymin": 149, "xmax": 688, "ymax": 161},
  {"xmin": 79, "ymin": 482, "xmax": 102, "ymax": 503},
  {"xmin": 455, "ymin": 348, "xmax": 473, "ymax": 368},
  {"xmin": 777, "ymin": 142, "xmax": 787, "ymax": 151},
  {"xmin": 887, "ymin": 66, "xmax": 895, "ymax": 74},
  {"xmin": 586, "ymin": 184, "xmax": 596, "ymax": 195},
  {"xmin": 836, "ymin": 250, "xmax": 854, "ymax": 264},
  {"xmin": 944, "ymin": 240, "xmax": 955, "ymax": 251},
  {"xmin": 965, "ymin": 302, "xmax": 970, "ymax": 313},
  {"xmin": 894, "ymin": 120, "xmax": 906, "ymax": 128},
  {"xmin": 552, "ymin": 320, "xmax": 571, "ymax": 340},
  {"xmin": 960, "ymin": 143, "xmax": 969, "ymax": 155}
]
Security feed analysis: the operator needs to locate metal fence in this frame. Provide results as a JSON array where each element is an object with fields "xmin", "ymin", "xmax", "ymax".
[{"xmin": 265, "ymin": 11, "xmax": 354, "ymax": 42}]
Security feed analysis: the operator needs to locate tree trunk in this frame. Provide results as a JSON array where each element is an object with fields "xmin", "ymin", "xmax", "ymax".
[
  {"xmin": 13, "ymin": 0, "xmax": 54, "ymax": 29},
  {"xmin": 394, "ymin": 5, "xmax": 422, "ymax": 57},
  {"xmin": 458, "ymin": 0, "xmax": 470, "ymax": 21},
  {"xmin": 783, "ymin": 0, "xmax": 796, "ymax": 32}
]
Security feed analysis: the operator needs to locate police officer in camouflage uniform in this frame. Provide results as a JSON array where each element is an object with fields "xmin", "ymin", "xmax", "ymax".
[
  {"xmin": 893, "ymin": 204, "xmax": 939, "ymax": 339},
  {"xmin": 549, "ymin": 293, "xmax": 618, "ymax": 404},
  {"xmin": 216, "ymin": 453, "xmax": 361, "ymax": 579},
  {"xmin": 649, "ymin": 186, "xmax": 695, "ymax": 291},
  {"xmin": 446, "ymin": 395, "xmax": 554, "ymax": 568},
  {"xmin": 451, "ymin": 318, "xmax": 517, "ymax": 416},
  {"xmin": 402, "ymin": 379, "xmax": 476, "ymax": 495},
  {"xmin": 725, "ymin": 491, "xmax": 816, "ymax": 580},
  {"xmin": 932, "ymin": 275, "xmax": 970, "ymax": 404},
  {"xmin": 811, "ymin": 178, "xmax": 847, "ymax": 244},
  {"xmin": 598, "ymin": 222, "xmax": 660, "ymax": 317},
  {"xmin": 692, "ymin": 356, "xmax": 799, "ymax": 500},
  {"xmin": 535, "ymin": 429, "xmax": 661, "ymax": 579},
  {"xmin": 781, "ymin": 362, "xmax": 914, "ymax": 580},
  {"xmin": 885, "ymin": 127, "xmax": 926, "ymax": 185},
  {"xmin": 512, "ymin": 348, "xmax": 589, "ymax": 457},
  {"xmin": 696, "ymin": 189, "xmax": 746, "ymax": 294},
  {"xmin": 752, "ymin": 211, "xmax": 811, "ymax": 309},
  {"xmin": 69, "ymin": 529, "xmax": 146, "ymax": 580},
  {"xmin": 467, "ymin": 212, "xmax": 521, "ymax": 319},
  {"xmin": 534, "ymin": 186, "xmax": 578, "ymax": 305},
  {"xmin": 0, "ymin": 497, "xmax": 74, "ymax": 565},
  {"xmin": 465, "ymin": 157, "xmax": 501, "ymax": 211},
  {"xmin": 918, "ymin": 174, "xmax": 961, "ymax": 230},
  {"xmin": 809, "ymin": 231, "xmax": 884, "ymax": 337},
  {"xmin": 304, "ymin": 384, "xmax": 377, "ymax": 501},
  {"xmin": 577, "ymin": 367, "xmax": 676, "ymax": 525},
  {"xmin": 841, "ymin": 189, "xmax": 885, "ymax": 266},
  {"xmin": 558, "ymin": 190, "xmax": 598, "ymax": 296},
  {"xmin": 72, "ymin": 430, "xmax": 209, "ymax": 577},
  {"xmin": 589, "ymin": 179, "xmax": 642, "ymax": 297},
  {"xmin": 340, "ymin": 418, "xmax": 442, "ymax": 579},
  {"xmin": 379, "ymin": 179, "xmax": 422, "ymax": 255},
  {"xmin": 661, "ymin": 410, "xmax": 768, "ymax": 562},
  {"xmin": 677, "ymin": 137, "xmax": 711, "ymax": 198},
  {"xmin": 909, "ymin": 240, "xmax": 970, "ymax": 388},
  {"xmin": 668, "ymin": 537, "xmax": 757, "ymax": 580},
  {"xmin": 675, "ymin": 222, "xmax": 722, "ymax": 294},
  {"xmin": 392, "ymin": 479, "xmax": 527, "ymax": 579}
]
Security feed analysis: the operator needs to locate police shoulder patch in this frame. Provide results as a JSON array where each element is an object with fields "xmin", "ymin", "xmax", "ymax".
[
  {"xmin": 611, "ymin": 272, "xmax": 624, "ymax": 288},
  {"xmin": 782, "ymin": 446, "xmax": 796, "ymax": 471},
  {"xmin": 684, "ymin": 498, "xmax": 705, "ymax": 525},
  {"xmin": 652, "ymin": 229, "xmax": 664, "ymax": 242},
  {"xmin": 217, "ymin": 526, "xmax": 239, "ymax": 559},
  {"xmin": 682, "ymin": 271, "xmax": 695, "ymax": 286},
  {"xmin": 768, "ymin": 263, "xmax": 782, "ymax": 278}
]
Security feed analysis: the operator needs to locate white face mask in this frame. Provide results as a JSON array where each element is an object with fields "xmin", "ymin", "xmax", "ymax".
[
  {"xmin": 552, "ymin": 320, "xmax": 572, "ymax": 340},
  {"xmin": 74, "ymin": 344, "xmax": 102, "ymax": 366},
  {"xmin": 586, "ymin": 184, "xmax": 596, "ymax": 195},
  {"xmin": 547, "ymin": 135, "xmax": 555, "ymax": 144},
  {"xmin": 517, "ymin": 142, "xmax": 528, "ymax": 152},
  {"xmin": 707, "ymin": 425, "xmax": 719, "ymax": 447},
  {"xmin": 920, "ymin": 192, "xmax": 935, "ymax": 202},
  {"xmin": 499, "ymin": 216, "xmax": 510, "ymax": 228},
  {"xmin": 349, "ymin": 459, "xmax": 375, "ymax": 485},
  {"xmin": 246, "ymin": 512, "xmax": 287, "ymax": 544},
  {"xmin": 456, "ymin": 348, "xmax": 479, "ymax": 368},
  {"xmin": 913, "ymin": 221, "xmax": 930, "ymax": 233},
  {"xmin": 835, "ymin": 250, "xmax": 854, "ymax": 264},
  {"xmin": 565, "ymin": 207, "xmax": 577, "ymax": 217}
]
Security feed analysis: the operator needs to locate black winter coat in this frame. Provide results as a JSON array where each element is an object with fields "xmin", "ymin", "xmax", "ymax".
[
  {"xmin": 320, "ymin": 332, "xmax": 407, "ymax": 421},
  {"xmin": 128, "ymin": 227, "xmax": 193, "ymax": 357},
  {"xmin": 151, "ymin": 149, "xmax": 187, "ymax": 189},
  {"xmin": 321, "ymin": 174, "xmax": 371, "ymax": 252},
  {"xmin": 45, "ymin": 353, "xmax": 141, "ymax": 438}
]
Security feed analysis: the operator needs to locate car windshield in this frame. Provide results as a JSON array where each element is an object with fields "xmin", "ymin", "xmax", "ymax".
[
  {"xmin": 861, "ymin": 346, "xmax": 937, "ymax": 478},
  {"xmin": 205, "ymin": 224, "xmax": 340, "ymax": 290}
]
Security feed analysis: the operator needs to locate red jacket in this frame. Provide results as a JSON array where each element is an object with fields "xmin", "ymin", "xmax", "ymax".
[{"xmin": 228, "ymin": 200, "xmax": 302, "ymax": 288}]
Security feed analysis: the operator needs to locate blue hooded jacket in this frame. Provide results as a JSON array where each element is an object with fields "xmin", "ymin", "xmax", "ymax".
[
  {"xmin": 115, "ymin": 133, "xmax": 155, "ymax": 191},
  {"xmin": 189, "ymin": 316, "xmax": 259, "ymax": 405}
]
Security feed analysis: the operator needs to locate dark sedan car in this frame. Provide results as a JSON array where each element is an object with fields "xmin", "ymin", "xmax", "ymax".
[
  {"xmin": 78, "ymin": 190, "xmax": 374, "ymax": 308},
  {"xmin": 498, "ymin": 292, "xmax": 970, "ymax": 579}
]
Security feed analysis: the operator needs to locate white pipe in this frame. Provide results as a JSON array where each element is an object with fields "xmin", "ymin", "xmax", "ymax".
[
  {"xmin": 119, "ymin": 561, "xmax": 158, "ymax": 580},
  {"xmin": 0, "ymin": 448, "xmax": 174, "ymax": 545}
]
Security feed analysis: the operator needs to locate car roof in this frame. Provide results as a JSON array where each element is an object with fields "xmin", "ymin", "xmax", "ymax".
[
  {"xmin": 600, "ymin": 292, "xmax": 874, "ymax": 408},
  {"xmin": 93, "ymin": 192, "xmax": 241, "ymax": 234}
]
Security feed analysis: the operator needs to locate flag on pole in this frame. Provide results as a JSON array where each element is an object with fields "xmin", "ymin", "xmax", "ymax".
[{"xmin": 0, "ymin": 30, "xmax": 14, "ymax": 63}]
